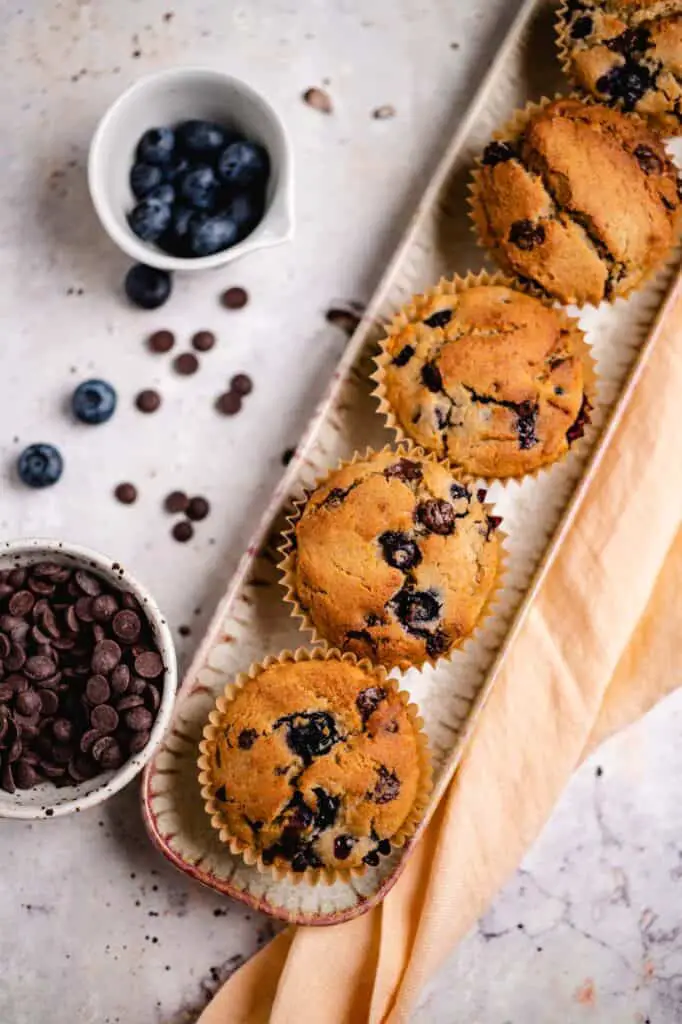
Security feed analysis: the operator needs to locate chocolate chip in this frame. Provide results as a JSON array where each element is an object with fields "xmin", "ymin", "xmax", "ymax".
[
  {"xmin": 509, "ymin": 219, "xmax": 546, "ymax": 250},
  {"xmin": 238, "ymin": 728, "xmax": 257, "ymax": 749},
  {"xmin": 91, "ymin": 639, "xmax": 121, "ymax": 674},
  {"xmin": 80, "ymin": 729, "xmax": 102, "ymax": 753},
  {"xmin": 230, "ymin": 373, "xmax": 253, "ymax": 396},
  {"xmin": 421, "ymin": 363, "xmax": 443, "ymax": 392},
  {"xmin": 52, "ymin": 718, "xmax": 74, "ymax": 744},
  {"xmin": 144, "ymin": 684, "xmax": 161, "ymax": 712},
  {"xmin": 116, "ymin": 694, "xmax": 144, "ymax": 711},
  {"xmin": 191, "ymin": 330, "xmax": 216, "ymax": 352},
  {"xmin": 111, "ymin": 610, "xmax": 141, "ymax": 644},
  {"xmin": 75, "ymin": 571, "xmax": 101, "ymax": 597},
  {"xmin": 423, "ymin": 309, "xmax": 452, "ymax": 329},
  {"xmin": 75, "ymin": 596, "xmax": 94, "ymax": 622},
  {"xmin": 85, "ymin": 674, "xmax": 110, "ymax": 705},
  {"xmin": 384, "ymin": 458, "xmax": 422, "ymax": 482},
  {"xmin": 99, "ymin": 739, "xmax": 124, "ymax": 770},
  {"xmin": 135, "ymin": 389, "xmax": 162, "ymax": 414},
  {"xmin": 125, "ymin": 705, "xmax": 152, "ymax": 732},
  {"xmin": 215, "ymin": 390, "xmax": 242, "ymax": 415},
  {"xmin": 5, "ymin": 643, "xmax": 27, "ymax": 671},
  {"xmin": 148, "ymin": 329, "xmax": 175, "ymax": 353},
  {"xmin": 393, "ymin": 345, "xmax": 415, "ymax": 367},
  {"xmin": 0, "ymin": 683, "xmax": 13, "ymax": 703},
  {"xmin": 172, "ymin": 520, "xmax": 193, "ymax": 543},
  {"xmin": 187, "ymin": 496, "xmax": 210, "ymax": 521},
  {"xmin": 91, "ymin": 704, "xmax": 119, "ymax": 733},
  {"xmin": 164, "ymin": 491, "xmax": 189, "ymax": 514},
  {"xmin": 173, "ymin": 353, "xmax": 199, "ymax": 376},
  {"xmin": 416, "ymin": 499, "xmax": 455, "ymax": 535},
  {"xmin": 128, "ymin": 676, "xmax": 146, "ymax": 696},
  {"xmin": 9, "ymin": 590, "xmax": 35, "ymax": 617},
  {"xmin": 15, "ymin": 690, "xmax": 41, "ymax": 716},
  {"xmin": 114, "ymin": 482, "xmax": 138, "ymax": 505},
  {"xmin": 24, "ymin": 656, "xmax": 57, "ymax": 681},
  {"xmin": 14, "ymin": 759, "xmax": 38, "ymax": 789},
  {"xmin": 220, "ymin": 286, "xmax": 249, "ymax": 309},
  {"xmin": 128, "ymin": 730, "xmax": 151, "ymax": 754},
  {"xmin": 1, "ymin": 763, "xmax": 16, "ymax": 793},
  {"xmin": 633, "ymin": 144, "xmax": 663, "ymax": 176},
  {"xmin": 134, "ymin": 651, "xmax": 163, "ymax": 679},
  {"xmin": 111, "ymin": 664, "xmax": 131, "ymax": 694},
  {"xmin": 92, "ymin": 594, "xmax": 118, "ymax": 623},
  {"xmin": 302, "ymin": 86, "xmax": 332, "ymax": 113},
  {"xmin": 37, "ymin": 689, "xmax": 59, "ymax": 716},
  {"xmin": 91, "ymin": 735, "xmax": 117, "ymax": 763},
  {"xmin": 7, "ymin": 569, "xmax": 26, "ymax": 588}
]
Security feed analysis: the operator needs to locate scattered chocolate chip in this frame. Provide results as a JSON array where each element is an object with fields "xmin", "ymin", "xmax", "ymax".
[
  {"xmin": 164, "ymin": 490, "xmax": 189, "ymax": 514},
  {"xmin": 148, "ymin": 329, "xmax": 175, "ymax": 354},
  {"xmin": 112, "ymin": 609, "xmax": 141, "ymax": 644},
  {"xmin": 303, "ymin": 87, "xmax": 332, "ymax": 113},
  {"xmin": 24, "ymin": 655, "xmax": 57, "ymax": 680},
  {"xmin": 191, "ymin": 330, "xmax": 216, "ymax": 353},
  {"xmin": 9, "ymin": 590, "xmax": 35, "ymax": 617},
  {"xmin": 384, "ymin": 459, "xmax": 422, "ymax": 483},
  {"xmin": 128, "ymin": 730, "xmax": 151, "ymax": 755},
  {"xmin": 372, "ymin": 104, "xmax": 396, "ymax": 120},
  {"xmin": 173, "ymin": 352, "xmax": 199, "ymax": 376},
  {"xmin": 215, "ymin": 391, "xmax": 242, "ymax": 416},
  {"xmin": 220, "ymin": 287, "xmax": 249, "ymax": 310},
  {"xmin": 124, "ymin": 706, "xmax": 153, "ymax": 732},
  {"xmin": 15, "ymin": 690, "xmax": 41, "ymax": 717},
  {"xmin": 91, "ymin": 703, "xmax": 119, "ymax": 733},
  {"xmin": 92, "ymin": 594, "xmax": 118, "ymax": 623},
  {"xmin": 230, "ymin": 373, "xmax": 253, "ymax": 396},
  {"xmin": 111, "ymin": 664, "xmax": 131, "ymax": 694},
  {"xmin": 91, "ymin": 639, "xmax": 121, "ymax": 675},
  {"xmin": 172, "ymin": 520, "xmax": 194, "ymax": 543},
  {"xmin": 135, "ymin": 389, "xmax": 162, "ymax": 414},
  {"xmin": 416, "ymin": 499, "xmax": 455, "ymax": 535},
  {"xmin": 114, "ymin": 482, "xmax": 138, "ymax": 505},
  {"xmin": 52, "ymin": 717, "xmax": 74, "ymax": 744},
  {"xmin": 187, "ymin": 496, "xmax": 210, "ymax": 522},
  {"xmin": 134, "ymin": 650, "xmax": 163, "ymax": 679},
  {"xmin": 509, "ymin": 219, "xmax": 546, "ymax": 251},
  {"xmin": 85, "ymin": 674, "xmax": 110, "ymax": 705}
]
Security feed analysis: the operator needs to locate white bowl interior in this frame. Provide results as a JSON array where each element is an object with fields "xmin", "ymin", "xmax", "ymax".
[
  {"xmin": 0, "ymin": 540, "xmax": 177, "ymax": 819},
  {"xmin": 89, "ymin": 68, "xmax": 293, "ymax": 270}
]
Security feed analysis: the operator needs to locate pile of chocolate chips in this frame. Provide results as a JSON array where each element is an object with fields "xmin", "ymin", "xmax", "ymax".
[{"xmin": 0, "ymin": 561, "xmax": 165, "ymax": 794}]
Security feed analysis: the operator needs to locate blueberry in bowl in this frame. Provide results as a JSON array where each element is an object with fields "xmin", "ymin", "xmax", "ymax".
[{"xmin": 88, "ymin": 69, "xmax": 293, "ymax": 271}]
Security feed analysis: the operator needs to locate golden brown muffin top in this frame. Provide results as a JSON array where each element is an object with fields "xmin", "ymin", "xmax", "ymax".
[
  {"xmin": 472, "ymin": 98, "xmax": 681, "ymax": 305},
  {"xmin": 290, "ymin": 449, "xmax": 501, "ymax": 669},
  {"xmin": 559, "ymin": 0, "xmax": 682, "ymax": 136},
  {"xmin": 203, "ymin": 658, "xmax": 425, "ymax": 873},
  {"xmin": 380, "ymin": 284, "xmax": 591, "ymax": 478}
]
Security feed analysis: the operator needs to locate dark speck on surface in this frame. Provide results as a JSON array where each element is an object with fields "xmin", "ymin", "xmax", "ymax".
[
  {"xmin": 282, "ymin": 447, "xmax": 295, "ymax": 466},
  {"xmin": 595, "ymin": 765, "xmax": 603, "ymax": 777}
]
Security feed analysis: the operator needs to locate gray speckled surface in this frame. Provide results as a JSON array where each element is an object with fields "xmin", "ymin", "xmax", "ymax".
[{"xmin": 1, "ymin": 1, "xmax": 680, "ymax": 1022}]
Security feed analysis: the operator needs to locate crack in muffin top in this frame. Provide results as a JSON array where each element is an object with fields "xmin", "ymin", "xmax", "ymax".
[
  {"xmin": 380, "ymin": 283, "xmax": 591, "ymax": 478},
  {"xmin": 203, "ymin": 658, "xmax": 426, "ymax": 873},
  {"xmin": 558, "ymin": 0, "xmax": 682, "ymax": 136},
  {"xmin": 290, "ymin": 449, "xmax": 501, "ymax": 669},
  {"xmin": 472, "ymin": 97, "xmax": 681, "ymax": 305}
]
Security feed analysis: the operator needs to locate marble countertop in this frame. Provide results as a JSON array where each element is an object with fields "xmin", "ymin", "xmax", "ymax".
[{"xmin": 1, "ymin": 1, "xmax": 680, "ymax": 1021}]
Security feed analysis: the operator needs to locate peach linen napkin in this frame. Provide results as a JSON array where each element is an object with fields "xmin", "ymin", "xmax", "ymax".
[{"xmin": 198, "ymin": 273, "xmax": 682, "ymax": 1024}]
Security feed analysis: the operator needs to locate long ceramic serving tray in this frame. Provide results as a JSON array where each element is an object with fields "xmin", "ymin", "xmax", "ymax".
[{"xmin": 141, "ymin": 0, "xmax": 682, "ymax": 925}]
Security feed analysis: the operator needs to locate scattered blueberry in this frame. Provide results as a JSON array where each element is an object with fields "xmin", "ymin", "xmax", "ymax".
[
  {"xmin": 72, "ymin": 379, "xmax": 118, "ymax": 425},
  {"xmin": 130, "ymin": 162, "xmax": 163, "ymax": 199},
  {"xmin": 124, "ymin": 264, "xmax": 172, "ymax": 310},
  {"xmin": 18, "ymin": 444, "xmax": 64, "ymax": 488},
  {"xmin": 136, "ymin": 126, "xmax": 175, "ymax": 165},
  {"xmin": 189, "ymin": 213, "xmax": 239, "ymax": 256},
  {"xmin": 146, "ymin": 182, "xmax": 175, "ymax": 206},
  {"xmin": 180, "ymin": 165, "xmax": 219, "ymax": 210},
  {"xmin": 218, "ymin": 141, "xmax": 270, "ymax": 188},
  {"xmin": 177, "ymin": 119, "xmax": 232, "ymax": 156},
  {"xmin": 128, "ymin": 198, "xmax": 172, "ymax": 242}
]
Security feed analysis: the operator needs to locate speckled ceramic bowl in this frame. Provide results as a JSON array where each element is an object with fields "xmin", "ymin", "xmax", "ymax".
[{"xmin": 0, "ymin": 539, "xmax": 177, "ymax": 820}]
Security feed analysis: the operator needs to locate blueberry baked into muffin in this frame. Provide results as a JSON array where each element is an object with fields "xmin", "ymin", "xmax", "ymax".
[
  {"xmin": 198, "ymin": 652, "xmax": 431, "ymax": 877},
  {"xmin": 281, "ymin": 448, "xmax": 502, "ymax": 669},
  {"xmin": 375, "ymin": 278, "xmax": 593, "ymax": 479},
  {"xmin": 470, "ymin": 97, "xmax": 681, "ymax": 305},
  {"xmin": 557, "ymin": 0, "xmax": 682, "ymax": 136}
]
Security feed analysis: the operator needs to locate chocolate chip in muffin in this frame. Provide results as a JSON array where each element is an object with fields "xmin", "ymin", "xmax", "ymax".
[
  {"xmin": 422, "ymin": 309, "xmax": 452, "ymax": 329},
  {"xmin": 509, "ymin": 219, "xmax": 546, "ymax": 251},
  {"xmin": 238, "ymin": 728, "xmax": 257, "ymax": 749},
  {"xmin": 378, "ymin": 531, "xmax": 422, "ymax": 570},
  {"xmin": 420, "ymin": 362, "xmax": 443, "ymax": 393},
  {"xmin": 393, "ymin": 344, "xmax": 415, "ymax": 367},
  {"xmin": 383, "ymin": 458, "xmax": 423, "ymax": 483},
  {"xmin": 416, "ymin": 499, "xmax": 455, "ymax": 535}
]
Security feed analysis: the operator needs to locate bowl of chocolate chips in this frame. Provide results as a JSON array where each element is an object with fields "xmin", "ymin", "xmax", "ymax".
[{"xmin": 0, "ymin": 539, "xmax": 176, "ymax": 819}]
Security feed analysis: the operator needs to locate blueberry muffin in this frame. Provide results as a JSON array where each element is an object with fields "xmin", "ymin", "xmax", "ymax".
[
  {"xmin": 198, "ymin": 652, "xmax": 431, "ymax": 877},
  {"xmin": 470, "ymin": 97, "xmax": 681, "ymax": 305},
  {"xmin": 558, "ymin": 0, "xmax": 682, "ymax": 136},
  {"xmin": 376, "ymin": 279, "xmax": 593, "ymax": 479},
  {"xmin": 281, "ymin": 448, "xmax": 502, "ymax": 669}
]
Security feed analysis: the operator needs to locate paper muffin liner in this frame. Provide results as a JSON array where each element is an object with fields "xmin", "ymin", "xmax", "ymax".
[
  {"xmin": 197, "ymin": 646, "xmax": 433, "ymax": 886},
  {"xmin": 371, "ymin": 269, "xmax": 598, "ymax": 485},
  {"xmin": 278, "ymin": 441, "xmax": 507, "ymax": 673},
  {"xmin": 467, "ymin": 94, "xmax": 679, "ymax": 307}
]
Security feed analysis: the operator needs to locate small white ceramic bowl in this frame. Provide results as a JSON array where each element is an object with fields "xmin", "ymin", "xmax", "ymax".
[
  {"xmin": 88, "ymin": 67, "xmax": 294, "ymax": 271},
  {"xmin": 0, "ymin": 539, "xmax": 177, "ymax": 820}
]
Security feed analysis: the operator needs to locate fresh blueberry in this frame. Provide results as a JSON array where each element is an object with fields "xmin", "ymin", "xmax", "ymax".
[
  {"xmin": 224, "ymin": 191, "xmax": 264, "ymax": 238},
  {"xmin": 163, "ymin": 156, "xmax": 190, "ymax": 183},
  {"xmin": 17, "ymin": 444, "xmax": 64, "ymax": 488},
  {"xmin": 188, "ymin": 213, "xmax": 239, "ymax": 256},
  {"xmin": 128, "ymin": 198, "xmax": 172, "ymax": 242},
  {"xmin": 130, "ymin": 162, "xmax": 163, "ymax": 199},
  {"xmin": 124, "ymin": 264, "xmax": 172, "ymax": 309},
  {"xmin": 136, "ymin": 126, "xmax": 175, "ymax": 165},
  {"xmin": 158, "ymin": 204, "xmax": 194, "ymax": 256},
  {"xmin": 72, "ymin": 379, "xmax": 117, "ymax": 425},
  {"xmin": 179, "ymin": 165, "xmax": 219, "ymax": 210},
  {"xmin": 177, "ymin": 119, "xmax": 233, "ymax": 156},
  {"xmin": 145, "ymin": 182, "xmax": 175, "ymax": 205},
  {"xmin": 218, "ymin": 141, "xmax": 270, "ymax": 188}
]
